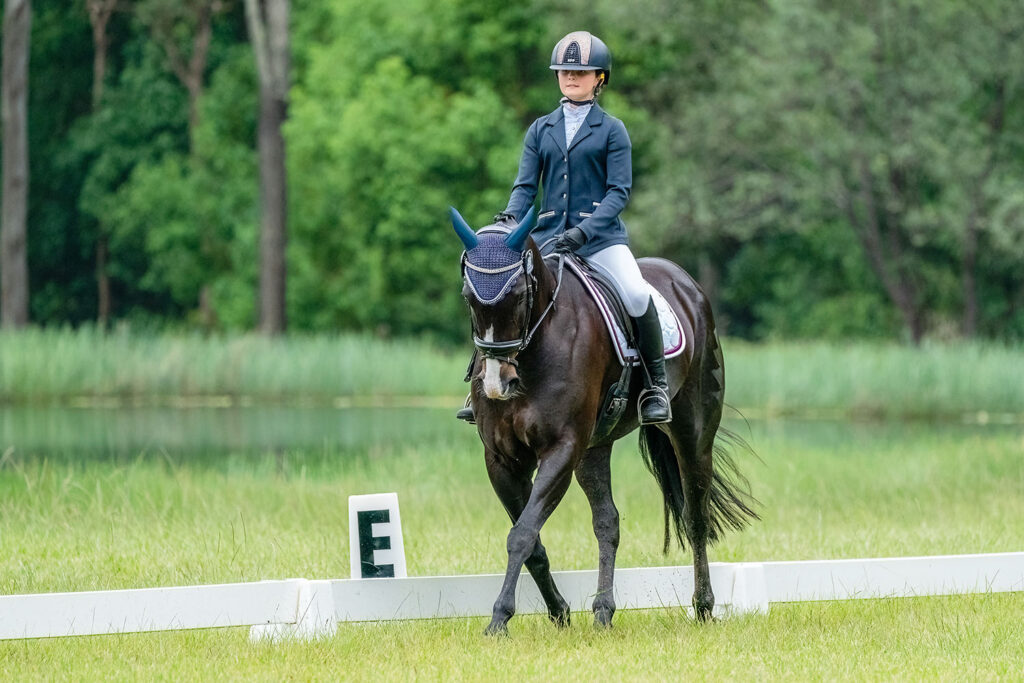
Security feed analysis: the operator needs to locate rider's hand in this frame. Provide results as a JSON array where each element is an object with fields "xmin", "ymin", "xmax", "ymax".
[
  {"xmin": 554, "ymin": 227, "xmax": 587, "ymax": 254},
  {"xmin": 493, "ymin": 212, "xmax": 516, "ymax": 226}
]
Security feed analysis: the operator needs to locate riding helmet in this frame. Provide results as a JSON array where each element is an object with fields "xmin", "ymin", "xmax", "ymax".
[{"xmin": 550, "ymin": 31, "xmax": 612, "ymax": 85}]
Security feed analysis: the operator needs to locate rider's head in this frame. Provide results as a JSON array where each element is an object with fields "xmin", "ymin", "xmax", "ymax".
[{"xmin": 550, "ymin": 31, "xmax": 612, "ymax": 99}]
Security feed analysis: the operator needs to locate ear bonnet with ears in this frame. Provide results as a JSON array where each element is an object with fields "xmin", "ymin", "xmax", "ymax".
[{"xmin": 450, "ymin": 207, "xmax": 538, "ymax": 304}]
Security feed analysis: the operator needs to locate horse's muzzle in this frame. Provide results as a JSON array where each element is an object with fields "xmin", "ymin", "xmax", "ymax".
[{"xmin": 478, "ymin": 357, "xmax": 521, "ymax": 400}]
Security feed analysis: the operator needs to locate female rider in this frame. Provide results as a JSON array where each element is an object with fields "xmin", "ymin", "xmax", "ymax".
[{"xmin": 459, "ymin": 30, "xmax": 671, "ymax": 425}]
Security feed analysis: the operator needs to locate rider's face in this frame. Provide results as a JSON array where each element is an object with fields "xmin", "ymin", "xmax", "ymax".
[{"xmin": 557, "ymin": 69, "xmax": 600, "ymax": 101}]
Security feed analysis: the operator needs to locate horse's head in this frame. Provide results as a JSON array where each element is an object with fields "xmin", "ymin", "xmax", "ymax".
[{"xmin": 451, "ymin": 207, "xmax": 538, "ymax": 400}]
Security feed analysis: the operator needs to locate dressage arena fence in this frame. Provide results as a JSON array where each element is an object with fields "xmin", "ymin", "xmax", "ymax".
[{"xmin": 2, "ymin": 552, "xmax": 1023, "ymax": 641}]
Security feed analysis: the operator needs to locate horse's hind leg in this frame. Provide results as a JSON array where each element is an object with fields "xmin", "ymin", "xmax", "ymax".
[
  {"xmin": 665, "ymin": 406, "xmax": 719, "ymax": 622},
  {"xmin": 485, "ymin": 449, "xmax": 571, "ymax": 631},
  {"xmin": 575, "ymin": 444, "xmax": 619, "ymax": 628}
]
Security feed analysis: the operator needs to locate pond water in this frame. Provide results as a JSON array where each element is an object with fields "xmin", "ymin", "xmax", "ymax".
[{"xmin": 1, "ymin": 405, "xmax": 1019, "ymax": 460}]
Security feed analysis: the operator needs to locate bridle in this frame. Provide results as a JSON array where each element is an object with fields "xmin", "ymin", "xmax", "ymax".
[{"xmin": 462, "ymin": 250, "xmax": 566, "ymax": 367}]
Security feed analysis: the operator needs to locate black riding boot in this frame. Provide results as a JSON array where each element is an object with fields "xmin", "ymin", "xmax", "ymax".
[
  {"xmin": 456, "ymin": 350, "xmax": 477, "ymax": 423},
  {"xmin": 456, "ymin": 393, "xmax": 475, "ymax": 423},
  {"xmin": 634, "ymin": 297, "xmax": 672, "ymax": 424}
]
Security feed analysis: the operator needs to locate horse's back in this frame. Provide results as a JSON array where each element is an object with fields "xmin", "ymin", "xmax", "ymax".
[{"xmin": 637, "ymin": 256, "xmax": 714, "ymax": 358}]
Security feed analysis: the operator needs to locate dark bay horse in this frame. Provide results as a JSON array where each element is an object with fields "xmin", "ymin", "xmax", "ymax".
[{"xmin": 451, "ymin": 208, "xmax": 758, "ymax": 635}]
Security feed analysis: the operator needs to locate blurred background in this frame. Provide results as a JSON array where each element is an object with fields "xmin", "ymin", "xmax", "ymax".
[{"xmin": 3, "ymin": 0, "xmax": 1022, "ymax": 344}]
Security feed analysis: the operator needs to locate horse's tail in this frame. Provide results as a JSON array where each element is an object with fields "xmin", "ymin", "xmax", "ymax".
[{"xmin": 639, "ymin": 424, "xmax": 760, "ymax": 554}]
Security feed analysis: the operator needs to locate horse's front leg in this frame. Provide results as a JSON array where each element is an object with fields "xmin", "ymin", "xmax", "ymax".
[
  {"xmin": 485, "ymin": 450, "xmax": 571, "ymax": 629},
  {"xmin": 485, "ymin": 443, "xmax": 577, "ymax": 636},
  {"xmin": 574, "ymin": 444, "xmax": 619, "ymax": 628}
]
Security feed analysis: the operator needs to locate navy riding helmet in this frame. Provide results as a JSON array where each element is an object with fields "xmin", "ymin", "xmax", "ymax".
[{"xmin": 550, "ymin": 31, "xmax": 612, "ymax": 85}]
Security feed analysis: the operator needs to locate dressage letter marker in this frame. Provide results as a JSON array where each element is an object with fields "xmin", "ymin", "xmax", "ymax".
[{"xmin": 348, "ymin": 493, "xmax": 407, "ymax": 579}]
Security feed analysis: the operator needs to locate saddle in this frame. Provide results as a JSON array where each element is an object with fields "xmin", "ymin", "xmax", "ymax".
[
  {"xmin": 560, "ymin": 256, "xmax": 685, "ymax": 365},
  {"xmin": 558, "ymin": 255, "xmax": 685, "ymax": 446}
]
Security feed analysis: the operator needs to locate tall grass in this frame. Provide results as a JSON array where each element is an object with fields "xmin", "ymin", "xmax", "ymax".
[
  {"xmin": 0, "ymin": 327, "xmax": 467, "ymax": 403},
  {"xmin": 2, "ymin": 328, "xmax": 1022, "ymax": 416},
  {"xmin": 723, "ymin": 339, "xmax": 1024, "ymax": 419}
]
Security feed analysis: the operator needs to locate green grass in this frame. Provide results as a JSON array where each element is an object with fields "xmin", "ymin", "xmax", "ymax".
[
  {"xmin": 2, "ymin": 329, "xmax": 1024, "ymax": 418},
  {"xmin": 1, "ymin": 419, "xmax": 1022, "ymax": 678},
  {"xmin": 2, "ymin": 595, "xmax": 1022, "ymax": 680}
]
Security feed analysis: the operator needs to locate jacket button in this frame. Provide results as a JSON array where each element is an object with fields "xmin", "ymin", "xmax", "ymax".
[
  {"xmin": 563, "ymin": 157, "xmax": 567, "ymax": 162},
  {"xmin": 561, "ymin": 193, "xmax": 566, "ymax": 198},
  {"xmin": 562, "ymin": 174, "xmax": 567, "ymax": 179}
]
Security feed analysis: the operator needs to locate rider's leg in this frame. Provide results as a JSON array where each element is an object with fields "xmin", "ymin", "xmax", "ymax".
[
  {"xmin": 582, "ymin": 245, "xmax": 671, "ymax": 424},
  {"xmin": 633, "ymin": 297, "xmax": 671, "ymax": 423}
]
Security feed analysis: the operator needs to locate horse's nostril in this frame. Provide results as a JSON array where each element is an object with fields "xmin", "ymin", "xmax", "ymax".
[{"xmin": 507, "ymin": 378, "xmax": 521, "ymax": 392}]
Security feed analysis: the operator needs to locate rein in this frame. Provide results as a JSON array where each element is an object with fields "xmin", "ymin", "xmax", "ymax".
[{"xmin": 468, "ymin": 252, "xmax": 565, "ymax": 365}]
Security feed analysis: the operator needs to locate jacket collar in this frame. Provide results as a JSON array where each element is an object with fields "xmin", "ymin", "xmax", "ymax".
[{"xmin": 543, "ymin": 102, "xmax": 605, "ymax": 154}]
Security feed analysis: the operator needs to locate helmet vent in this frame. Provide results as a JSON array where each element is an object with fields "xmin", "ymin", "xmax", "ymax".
[{"xmin": 564, "ymin": 41, "xmax": 582, "ymax": 64}]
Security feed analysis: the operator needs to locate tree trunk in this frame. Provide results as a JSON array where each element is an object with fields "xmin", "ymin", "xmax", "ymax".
[
  {"xmin": 88, "ymin": 0, "xmax": 117, "ymax": 326},
  {"xmin": 962, "ymin": 205, "xmax": 979, "ymax": 338},
  {"xmin": 841, "ymin": 158, "xmax": 925, "ymax": 345},
  {"xmin": 257, "ymin": 83, "xmax": 288, "ymax": 333},
  {"xmin": 144, "ymin": 0, "xmax": 218, "ymax": 321},
  {"xmin": 96, "ymin": 239, "xmax": 111, "ymax": 323},
  {"xmin": 245, "ymin": 0, "xmax": 289, "ymax": 334},
  {"xmin": 1, "ymin": 0, "xmax": 31, "ymax": 328}
]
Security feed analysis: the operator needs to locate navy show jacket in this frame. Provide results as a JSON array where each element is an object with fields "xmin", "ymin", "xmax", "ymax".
[{"xmin": 503, "ymin": 102, "xmax": 632, "ymax": 258}]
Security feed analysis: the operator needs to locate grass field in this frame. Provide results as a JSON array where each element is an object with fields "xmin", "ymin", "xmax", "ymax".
[
  {"xmin": 2, "ymin": 416, "xmax": 1022, "ymax": 679},
  {"xmin": 2, "ymin": 328, "xmax": 1024, "ymax": 418}
]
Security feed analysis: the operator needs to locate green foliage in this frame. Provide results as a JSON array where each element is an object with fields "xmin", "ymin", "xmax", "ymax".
[
  {"xmin": 286, "ymin": 0, "xmax": 530, "ymax": 337},
  {"xmin": 17, "ymin": 0, "xmax": 1024, "ymax": 341},
  {"xmin": 101, "ymin": 46, "xmax": 259, "ymax": 327}
]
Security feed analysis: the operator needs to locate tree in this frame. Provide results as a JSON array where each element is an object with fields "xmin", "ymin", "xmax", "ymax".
[
  {"xmin": 85, "ymin": 0, "xmax": 122, "ymax": 325},
  {"xmin": 136, "ymin": 0, "xmax": 231, "ymax": 326},
  {"xmin": 243, "ymin": 0, "xmax": 288, "ymax": 334},
  {"xmin": 2, "ymin": 0, "xmax": 31, "ymax": 328}
]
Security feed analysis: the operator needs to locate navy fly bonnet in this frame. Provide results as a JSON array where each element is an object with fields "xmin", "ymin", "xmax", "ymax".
[{"xmin": 450, "ymin": 208, "xmax": 537, "ymax": 305}]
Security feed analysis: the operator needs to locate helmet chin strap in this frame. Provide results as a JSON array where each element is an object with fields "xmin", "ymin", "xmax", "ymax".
[{"xmin": 561, "ymin": 95, "xmax": 595, "ymax": 106}]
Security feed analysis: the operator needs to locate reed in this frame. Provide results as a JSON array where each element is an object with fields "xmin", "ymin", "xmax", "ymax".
[{"xmin": 2, "ymin": 328, "xmax": 1022, "ymax": 417}]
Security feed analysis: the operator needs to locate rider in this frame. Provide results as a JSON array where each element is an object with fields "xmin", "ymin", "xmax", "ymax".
[{"xmin": 458, "ymin": 30, "xmax": 671, "ymax": 425}]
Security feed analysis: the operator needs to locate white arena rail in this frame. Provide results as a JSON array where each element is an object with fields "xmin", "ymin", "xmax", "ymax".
[{"xmin": 0, "ymin": 552, "xmax": 1021, "ymax": 642}]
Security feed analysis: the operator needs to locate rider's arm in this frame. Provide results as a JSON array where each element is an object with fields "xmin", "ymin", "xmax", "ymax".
[
  {"xmin": 503, "ymin": 121, "xmax": 543, "ymax": 221},
  {"xmin": 576, "ymin": 118, "xmax": 631, "ymax": 242}
]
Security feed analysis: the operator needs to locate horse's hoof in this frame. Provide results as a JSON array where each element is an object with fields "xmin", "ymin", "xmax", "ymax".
[
  {"xmin": 548, "ymin": 608, "xmax": 571, "ymax": 629},
  {"xmin": 593, "ymin": 612, "xmax": 614, "ymax": 630},
  {"xmin": 483, "ymin": 621, "xmax": 509, "ymax": 637},
  {"xmin": 694, "ymin": 607, "xmax": 716, "ymax": 623}
]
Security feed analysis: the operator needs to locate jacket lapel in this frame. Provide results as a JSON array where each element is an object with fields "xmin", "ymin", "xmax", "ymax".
[
  {"xmin": 544, "ymin": 107, "xmax": 567, "ymax": 155},
  {"xmin": 567, "ymin": 103, "xmax": 605, "ymax": 151}
]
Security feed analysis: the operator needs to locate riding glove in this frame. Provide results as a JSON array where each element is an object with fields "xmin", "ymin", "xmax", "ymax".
[
  {"xmin": 554, "ymin": 227, "xmax": 587, "ymax": 253},
  {"xmin": 493, "ymin": 212, "xmax": 517, "ymax": 226}
]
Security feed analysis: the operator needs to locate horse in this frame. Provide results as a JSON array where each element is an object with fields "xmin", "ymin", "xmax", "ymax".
[{"xmin": 450, "ymin": 207, "xmax": 759, "ymax": 635}]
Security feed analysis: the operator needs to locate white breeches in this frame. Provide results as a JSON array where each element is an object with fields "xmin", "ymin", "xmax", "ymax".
[{"xmin": 582, "ymin": 244, "xmax": 652, "ymax": 317}]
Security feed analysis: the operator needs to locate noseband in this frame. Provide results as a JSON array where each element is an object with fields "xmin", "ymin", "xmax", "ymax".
[{"xmin": 463, "ymin": 250, "xmax": 566, "ymax": 366}]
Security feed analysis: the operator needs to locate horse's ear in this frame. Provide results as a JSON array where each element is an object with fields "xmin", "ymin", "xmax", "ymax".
[
  {"xmin": 504, "ymin": 207, "xmax": 536, "ymax": 252},
  {"xmin": 449, "ymin": 207, "xmax": 478, "ymax": 250}
]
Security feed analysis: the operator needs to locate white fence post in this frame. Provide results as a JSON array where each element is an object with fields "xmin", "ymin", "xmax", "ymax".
[
  {"xmin": 249, "ymin": 579, "xmax": 336, "ymax": 642},
  {"xmin": 727, "ymin": 562, "xmax": 770, "ymax": 615}
]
